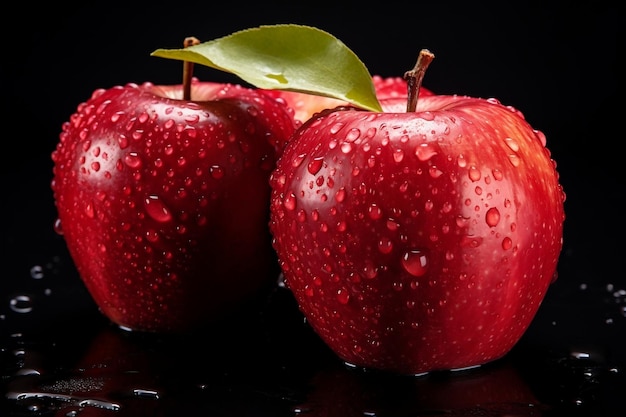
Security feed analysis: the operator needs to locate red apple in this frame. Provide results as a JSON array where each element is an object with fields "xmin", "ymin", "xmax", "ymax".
[
  {"xmin": 262, "ymin": 75, "xmax": 432, "ymax": 124},
  {"xmin": 51, "ymin": 75, "xmax": 297, "ymax": 333},
  {"xmin": 268, "ymin": 50, "xmax": 566, "ymax": 374}
]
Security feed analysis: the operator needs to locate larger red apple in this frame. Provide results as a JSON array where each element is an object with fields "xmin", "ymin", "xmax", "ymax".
[
  {"xmin": 51, "ymin": 78, "xmax": 297, "ymax": 333},
  {"xmin": 269, "ymin": 50, "xmax": 566, "ymax": 374}
]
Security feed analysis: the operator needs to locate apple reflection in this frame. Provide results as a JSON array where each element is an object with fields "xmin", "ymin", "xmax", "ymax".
[{"xmin": 294, "ymin": 358, "xmax": 548, "ymax": 417}]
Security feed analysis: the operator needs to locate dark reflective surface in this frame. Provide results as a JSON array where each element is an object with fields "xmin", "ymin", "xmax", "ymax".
[{"xmin": 2, "ymin": 2, "xmax": 624, "ymax": 416}]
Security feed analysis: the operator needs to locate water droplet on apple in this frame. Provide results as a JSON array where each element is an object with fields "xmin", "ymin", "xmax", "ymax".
[
  {"xmin": 95, "ymin": 99, "xmax": 111, "ymax": 115},
  {"xmin": 428, "ymin": 166, "xmax": 443, "ymax": 178},
  {"xmin": 416, "ymin": 143, "xmax": 438, "ymax": 161},
  {"xmin": 132, "ymin": 130, "xmax": 144, "ymax": 140},
  {"xmin": 284, "ymin": 193, "xmax": 297, "ymax": 211},
  {"xmin": 361, "ymin": 260, "xmax": 378, "ymax": 279},
  {"xmin": 292, "ymin": 153, "xmax": 306, "ymax": 168},
  {"xmin": 304, "ymin": 285, "xmax": 314, "ymax": 297},
  {"xmin": 210, "ymin": 165, "xmax": 224, "ymax": 179},
  {"xmin": 117, "ymin": 134, "xmax": 129, "ymax": 149},
  {"xmin": 110, "ymin": 111, "xmax": 124, "ymax": 123},
  {"xmin": 308, "ymin": 157, "xmax": 324, "ymax": 175},
  {"xmin": 456, "ymin": 215, "xmax": 470, "ymax": 229},
  {"xmin": 367, "ymin": 154, "xmax": 377, "ymax": 168},
  {"xmin": 460, "ymin": 235, "xmax": 484, "ymax": 248},
  {"xmin": 184, "ymin": 114, "xmax": 200, "ymax": 124},
  {"xmin": 146, "ymin": 229, "xmax": 160, "ymax": 243},
  {"xmin": 345, "ymin": 128, "xmax": 361, "ymax": 142},
  {"xmin": 368, "ymin": 204, "xmax": 383, "ymax": 220},
  {"xmin": 330, "ymin": 122, "xmax": 345, "ymax": 135},
  {"xmin": 534, "ymin": 129, "xmax": 547, "ymax": 146},
  {"xmin": 271, "ymin": 172, "xmax": 287, "ymax": 189},
  {"xmin": 137, "ymin": 111, "xmax": 150, "ymax": 124},
  {"xmin": 335, "ymin": 188, "xmax": 346, "ymax": 203},
  {"xmin": 186, "ymin": 127, "xmax": 198, "ymax": 139},
  {"xmin": 296, "ymin": 209, "xmax": 307, "ymax": 222},
  {"xmin": 419, "ymin": 111, "xmax": 435, "ymax": 121},
  {"xmin": 401, "ymin": 249, "xmax": 429, "ymax": 277},
  {"xmin": 144, "ymin": 195, "xmax": 173, "ymax": 222},
  {"xmin": 337, "ymin": 289, "xmax": 350, "ymax": 304},
  {"xmin": 387, "ymin": 219, "xmax": 400, "ymax": 231},
  {"xmin": 508, "ymin": 154, "xmax": 521, "ymax": 167},
  {"xmin": 550, "ymin": 271, "xmax": 559, "ymax": 284},
  {"xmin": 504, "ymin": 137, "xmax": 519, "ymax": 152},
  {"xmin": 124, "ymin": 152, "xmax": 142, "ymax": 168},
  {"xmin": 84, "ymin": 202, "xmax": 95, "ymax": 218},
  {"xmin": 502, "ymin": 236, "xmax": 513, "ymax": 250},
  {"xmin": 378, "ymin": 237, "xmax": 393, "ymax": 254},
  {"xmin": 485, "ymin": 207, "xmax": 501, "ymax": 227},
  {"xmin": 468, "ymin": 166, "xmax": 481, "ymax": 181}
]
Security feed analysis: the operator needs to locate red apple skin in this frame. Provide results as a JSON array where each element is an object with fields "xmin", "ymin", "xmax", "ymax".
[
  {"xmin": 51, "ymin": 80, "xmax": 297, "ymax": 333},
  {"xmin": 262, "ymin": 75, "xmax": 433, "ymax": 124},
  {"xmin": 269, "ymin": 95, "xmax": 566, "ymax": 375}
]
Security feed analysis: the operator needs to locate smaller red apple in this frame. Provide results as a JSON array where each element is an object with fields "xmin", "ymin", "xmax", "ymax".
[{"xmin": 51, "ymin": 43, "xmax": 298, "ymax": 332}]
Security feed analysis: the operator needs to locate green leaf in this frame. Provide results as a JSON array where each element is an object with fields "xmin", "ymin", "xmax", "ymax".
[{"xmin": 151, "ymin": 24, "xmax": 382, "ymax": 112}]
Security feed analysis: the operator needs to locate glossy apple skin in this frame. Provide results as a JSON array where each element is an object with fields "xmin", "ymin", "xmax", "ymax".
[
  {"xmin": 51, "ymin": 81, "xmax": 297, "ymax": 333},
  {"xmin": 269, "ymin": 95, "xmax": 566, "ymax": 374}
]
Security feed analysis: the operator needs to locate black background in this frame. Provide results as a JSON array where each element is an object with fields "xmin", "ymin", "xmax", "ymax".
[{"xmin": 2, "ymin": 1, "xmax": 625, "ymax": 416}]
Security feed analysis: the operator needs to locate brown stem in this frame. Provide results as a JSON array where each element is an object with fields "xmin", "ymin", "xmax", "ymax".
[
  {"xmin": 404, "ymin": 49, "xmax": 435, "ymax": 112},
  {"xmin": 183, "ymin": 36, "xmax": 201, "ymax": 100}
]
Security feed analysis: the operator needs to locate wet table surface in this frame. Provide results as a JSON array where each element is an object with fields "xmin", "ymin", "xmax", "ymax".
[{"xmin": 1, "ymin": 160, "xmax": 625, "ymax": 417}]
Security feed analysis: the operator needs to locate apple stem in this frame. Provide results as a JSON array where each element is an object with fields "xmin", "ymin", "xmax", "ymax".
[
  {"xmin": 183, "ymin": 36, "xmax": 201, "ymax": 100},
  {"xmin": 404, "ymin": 49, "xmax": 435, "ymax": 112}
]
